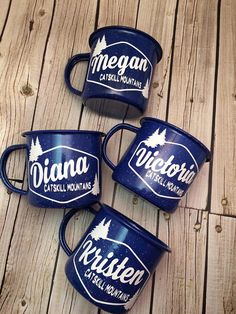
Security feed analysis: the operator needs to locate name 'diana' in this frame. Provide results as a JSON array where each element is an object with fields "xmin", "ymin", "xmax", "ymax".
[{"xmin": 30, "ymin": 157, "xmax": 90, "ymax": 188}]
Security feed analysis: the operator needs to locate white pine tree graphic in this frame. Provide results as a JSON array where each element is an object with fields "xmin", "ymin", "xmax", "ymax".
[
  {"xmin": 90, "ymin": 218, "xmax": 111, "ymax": 241},
  {"xmin": 35, "ymin": 136, "xmax": 43, "ymax": 156},
  {"xmin": 29, "ymin": 137, "xmax": 43, "ymax": 162},
  {"xmin": 142, "ymin": 79, "xmax": 149, "ymax": 98},
  {"xmin": 144, "ymin": 128, "xmax": 167, "ymax": 148},
  {"xmin": 29, "ymin": 139, "xmax": 36, "ymax": 162},
  {"xmin": 100, "ymin": 35, "xmax": 107, "ymax": 49},
  {"xmin": 92, "ymin": 38, "xmax": 101, "ymax": 56},
  {"xmin": 92, "ymin": 35, "xmax": 107, "ymax": 57},
  {"xmin": 124, "ymin": 289, "xmax": 140, "ymax": 310},
  {"xmin": 91, "ymin": 174, "xmax": 100, "ymax": 195}
]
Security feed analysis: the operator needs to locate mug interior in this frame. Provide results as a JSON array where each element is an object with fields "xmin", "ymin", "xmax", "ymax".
[
  {"xmin": 22, "ymin": 129, "xmax": 105, "ymax": 137},
  {"xmin": 140, "ymin": 117, "xmax": 211, "ymax": 161},
  {"xmin": 89, "ymin": 25, "xmax": 163, "ymax": 62},
  {"xmin": 102, "ymin": 203, "xmax": 171, "ymax": 252}
]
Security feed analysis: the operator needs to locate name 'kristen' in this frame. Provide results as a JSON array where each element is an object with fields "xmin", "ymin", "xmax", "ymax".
[{"xmin": 78, "ymin": 240, "xmax": 145, "ymax": 286}]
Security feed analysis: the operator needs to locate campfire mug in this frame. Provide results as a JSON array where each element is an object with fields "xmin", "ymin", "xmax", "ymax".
[
  {"xmin": 102, "ymin": 118, "xmax": 211, "ymax": 213},
  {"xmin": 0, "ymin": 130, "xmax": 104, "ymax": 208},
  {"xmin": 59, "ymin": 203, "xmax": 170, "ymax": 313},
  {"xmin": 64, "ymin": 26, "xmax": 162, "ymax": 115}
]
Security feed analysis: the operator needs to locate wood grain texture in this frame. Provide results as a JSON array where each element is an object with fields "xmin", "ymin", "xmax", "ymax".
[
  {"xmin": 0, "ymin": 0, "xmax": 54, "ymax": 287},
  {"xmin": 136, "ymin": 0, "xmax": 178, "ymax": 120},
  {"xmin": 206, "ymin": 214, "xmax": 236, "ymax": 314},
  {"xmin": 32, "ymin": 0, "xmax": 97, "ymax": 130},
  {"xmin": 168, "ymin": 0, "xmax": 217, "ymax": 210},
  {"xmin": 211, "ymin": 0, "xmax": 236, "ymax": 215},
  {"xmin": 153, "ymin": 208, "xmax": 208, "ymax": 314},
  {"xmin": 0, "ymin": 200, "xmax": 61, "ymax": 313}
]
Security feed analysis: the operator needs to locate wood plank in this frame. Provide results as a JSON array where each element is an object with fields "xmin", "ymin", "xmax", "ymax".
[
  {"xmin": 211, "ymin": 0, "xmax": 236, "ymax": 215},
  {"xmin": 137, "ymin": 0, "xmax": 178, "ymax": 120},
  {"xmin": 49, "ymin": 1, "xmax": 140, "ymax": 313},
  {"xmin": 0, "ymin": 0, "xmax": 55, "ymax": 287},
  {"xmin": 168, "ymin": 0, "xmax": 217, "ymax": 210},
  {"xmin": 0, "ymin": 199, "xmax": 62, "ymax": 313},
  {"xmin": 98, "ymin": 0, "xmax": 139, "ymax": 27},
  {"xmin": 0, "ymin": 0, "xmax": 98, "ymax": 313},
  {"xmin": 206, "ymin": 214, "xmax": 236, "ymax": 314},
  {"xmin": 106, "ymin": 1, "xmax": 178, "ymax": 313},
  {"xmin": 153, "ymin": 208, "xmax": 208, "ymax": 314},
  {"xmin": 32, "ymin": 0, "xmax": 96, "ymax": 130}
]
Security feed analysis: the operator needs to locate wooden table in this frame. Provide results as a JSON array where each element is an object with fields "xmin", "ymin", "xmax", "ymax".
[{"xmin": 0, "ymin": 0, "xmax": 235, "ymax": 313}]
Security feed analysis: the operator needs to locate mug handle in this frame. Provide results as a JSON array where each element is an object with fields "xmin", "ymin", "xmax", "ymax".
[
  {"xmin": 0, "ymin": 144, "xmax": 28, "ymax": 195},
  {"xmin": 102, "ymin": 123, "xmax": 139, "ymax": 170},
  {"xmin": 59, "ymin": 206, "xmax": 98, "ymax": 256},
  {"xmin": 64, "ymin": 53, "xmax": 90, "ymax": 96}
]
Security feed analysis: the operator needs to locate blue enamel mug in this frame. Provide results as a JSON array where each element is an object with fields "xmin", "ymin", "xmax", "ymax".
[
  {"xmin": 64, "ymin": 26, "xmax": 162, "ymax": 115},
  {"xmin": 0, "ymin": 130, "xmax": 104, "ymax": 208},
  {"xmin": 102, "ymin": 118, "xmax": 211, "ymax": 213},
  {"xmin": 59, "ymin": 203, "xmax": 170, "ymax": 313}
]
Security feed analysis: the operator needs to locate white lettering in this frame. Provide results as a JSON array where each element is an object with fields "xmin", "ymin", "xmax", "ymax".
[
  {"xmin": 30, "ymin": 157, "xmax": 90, "ymax": 188},
  {"xmin": 78, "ymin": 240, "xmax": 145, "ymax": 286},
  {"xmin": 134, "ymin": 147, "xmax": 196, "ymax": 184},
  {"xmin": 91, "ymin": 53, "xmax": 148, "ymax": 76}
]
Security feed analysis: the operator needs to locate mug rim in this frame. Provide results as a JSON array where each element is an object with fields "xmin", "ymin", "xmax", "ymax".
[
  {"xmin": 89, "ymin": 25, "xmax": 163, "ymax": 63},
  {"xmin": 22, "ymin": 130, "xmax": 106, "ymax": 137},
  {"xmin": 102, "ymin": 203, "xmax": 171, "ymax": 252},
  {"xmin": 140, "ymin": 117, "xmax": 211, "ymax": 162}
]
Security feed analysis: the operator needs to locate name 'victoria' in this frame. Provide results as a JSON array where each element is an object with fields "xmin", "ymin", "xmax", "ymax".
[{"xmin": 134, "ymin": 147, "xmax": 197, "ymax": 184}]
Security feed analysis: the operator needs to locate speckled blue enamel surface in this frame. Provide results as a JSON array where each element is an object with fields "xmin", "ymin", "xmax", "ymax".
[
  {"xmin": 24, "ymin": 131, "xmax": 103, "ymax": 208},
  {"xmin": 82, "ymin": 26, "xmax": 162, "ymax": 113},
  {"xmin": 110, "ymin": 119, "xmax": 210, "ymax": 212}
]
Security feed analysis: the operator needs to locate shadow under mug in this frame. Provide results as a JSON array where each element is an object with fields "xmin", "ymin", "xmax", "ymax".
[
  {"xmin": 64, "ymin": 26, "xmax": 162, "ymax": 117},
  {"xmin": 102, "ymin": 118, "xmax": 211, "ymax": 213},
  {"xmin": 0, "ymin": 130, "xmax": 104, "ymax": 208},
  {"xmin": 59, "ymin": 203, "xmax": 170, "ymax": 313}
]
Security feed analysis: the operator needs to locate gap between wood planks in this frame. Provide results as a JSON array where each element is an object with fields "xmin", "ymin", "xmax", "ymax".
[
  {"xmin": 206, "ymin": 0, "xmax": 221, "ymax": 215},
  {"xmin": 202, "ymin": 1, "xmax": 222, "ymax": 312},
  {"xmin": 148, "ymin": 2, "xmax": 180, "ymax": 312},
  {"xmin": 0, "ymin": 0, "xmax": 12, "ymax": 41}
]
